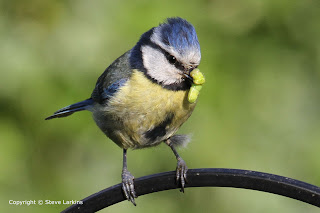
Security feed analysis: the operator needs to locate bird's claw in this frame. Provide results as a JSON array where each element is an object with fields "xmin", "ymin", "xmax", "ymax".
[
  {"xmin": 176, "ymin": 158, "xmax": 188, "ymax": 192},
  {"xmin": 122, "ymin": 170, "xmax": 137, "ymax": 206}
]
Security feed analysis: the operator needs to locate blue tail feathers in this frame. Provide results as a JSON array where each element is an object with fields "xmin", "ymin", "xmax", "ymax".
[{"xmin": 45, "ymin": 98, "xmax": 94, "ymax": 120}]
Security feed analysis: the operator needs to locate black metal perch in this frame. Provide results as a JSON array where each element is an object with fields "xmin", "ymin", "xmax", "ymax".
[{"xmin": 61, "ymin": 168, "xmax": 320, "ymax": 213}]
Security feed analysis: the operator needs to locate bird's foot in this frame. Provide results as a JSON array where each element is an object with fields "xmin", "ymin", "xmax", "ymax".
[
  {"xmin": 122, "ymin": 169, "xmax": 137, "ymax": 205},
  {"xmin": 176, "ymin": 158, "xmax": 188, "ymax": 192}
]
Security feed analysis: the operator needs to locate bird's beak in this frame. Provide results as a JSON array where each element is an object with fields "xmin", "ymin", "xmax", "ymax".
[
  {"xmin": 183, "ymin": 72, "xmax": 193, "ymax": 82},
  {"xmin": 183, "ymin": 67, "xmax": 195, "ymax": 82}
]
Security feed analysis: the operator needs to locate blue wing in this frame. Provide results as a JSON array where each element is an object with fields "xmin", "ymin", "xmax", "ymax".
[
  {"xmin": 101, "ymin": 78, "xmax": 128, "ymax": 100},
  {"xmin": 92, "ymin": 78, "xmax": 128, "ymax": 104},
  {"xmin": 91, "ymin": 51, "xmax": 132, "ymax": 104}
]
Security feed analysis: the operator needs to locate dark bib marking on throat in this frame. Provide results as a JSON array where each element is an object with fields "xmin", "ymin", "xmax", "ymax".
[{"xmin": 144, "ymin": 112, "xmax": 174, "ymax": 141}]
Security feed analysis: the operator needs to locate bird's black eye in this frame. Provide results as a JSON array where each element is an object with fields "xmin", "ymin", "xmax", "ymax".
[{"xmin": 166, "ymin": 53, "xmax": 177, "ymax": 65}]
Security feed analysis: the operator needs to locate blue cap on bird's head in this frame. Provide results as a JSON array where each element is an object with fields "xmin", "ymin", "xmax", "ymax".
[
  {"xmin": 155, "ymin": 17, "xmax": 201, "ymax": 57},
  {"xmin": 131, "ymin": 17, "xmax": 201, "ymax": 90}
]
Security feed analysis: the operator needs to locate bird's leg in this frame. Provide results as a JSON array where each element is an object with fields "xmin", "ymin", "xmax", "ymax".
[
  {"xmin": 165, "ymin": 139, "xmax": 188, "ymax": 192},
  {"xmin": 121, "ymin": 149, "xmax": 137, "ymax": 205}
]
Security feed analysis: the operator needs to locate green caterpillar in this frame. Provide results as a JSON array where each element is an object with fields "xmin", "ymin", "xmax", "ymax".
[{"xmin": 188, "ymin": 69, "xmax": 205, "ymax": 103}]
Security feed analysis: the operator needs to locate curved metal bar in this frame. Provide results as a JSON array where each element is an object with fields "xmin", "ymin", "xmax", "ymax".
[{"xmin": 61, "ymin": 168, "xmax": 320, "ymax": 213}]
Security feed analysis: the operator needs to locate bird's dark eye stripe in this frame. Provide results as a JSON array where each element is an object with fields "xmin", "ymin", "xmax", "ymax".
[
  {"xmin": 166, "ymin": 53, "xmax": 176, "ymax": 65},
  {"xmin": 146, "ymin": 41, "xmax": 185, "ymax": 72},
  {"xmin": 169, "ymin": 55, "xmax": 184, "ymax": 71}
]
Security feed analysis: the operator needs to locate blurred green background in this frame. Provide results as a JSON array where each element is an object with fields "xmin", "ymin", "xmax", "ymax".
[{"xmin": 1, "ymin": 0, "xmax": 320, "ymax": 212}]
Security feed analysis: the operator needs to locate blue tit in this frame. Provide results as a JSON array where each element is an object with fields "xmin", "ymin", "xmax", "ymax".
[{"xmin": 46, "ymin": 17, "xmax": 201, "ymax": 205}]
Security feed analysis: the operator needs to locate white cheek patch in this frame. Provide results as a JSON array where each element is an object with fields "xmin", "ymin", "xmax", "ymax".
[{"xmin": 141, "ymin": 45, "xmax": 182, "ymax": 85}]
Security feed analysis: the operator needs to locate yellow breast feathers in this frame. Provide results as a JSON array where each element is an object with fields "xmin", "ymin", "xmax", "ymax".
[{"xmin": 106, "ymin": 70, "xmax": 196, "ymax": 149}]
